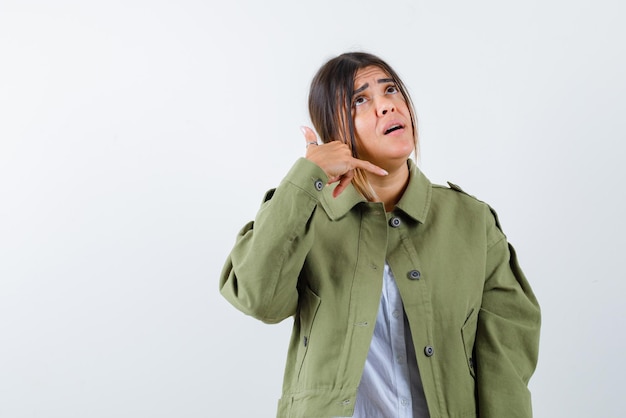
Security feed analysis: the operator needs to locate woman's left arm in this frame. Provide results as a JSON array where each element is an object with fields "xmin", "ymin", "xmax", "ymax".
[{"xmin": 475, "ymin": 206, "xmax": 541, "ymax": 417}]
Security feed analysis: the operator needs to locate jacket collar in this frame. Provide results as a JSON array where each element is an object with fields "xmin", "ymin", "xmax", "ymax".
[{"xmin": 319, "ymin": 159, "xmax": 432, "ymax": 223}]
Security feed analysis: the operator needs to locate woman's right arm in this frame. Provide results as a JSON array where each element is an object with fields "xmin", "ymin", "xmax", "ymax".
[
  {"xmin": 219, "ymin": 158, "xmax": 328, "ymax": 324},
  {"xmin": 220, "ymin": 129, "xmax": 387, "ymax": 323}
]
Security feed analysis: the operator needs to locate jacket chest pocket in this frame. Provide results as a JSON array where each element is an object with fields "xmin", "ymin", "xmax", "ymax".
[
  {"xmin": 296, "ymin": 286, "xmax": 321, "ymax": 380},
  {"xmin": 461, "ymin": 308, "xmax": 478, "ymax": 378}
]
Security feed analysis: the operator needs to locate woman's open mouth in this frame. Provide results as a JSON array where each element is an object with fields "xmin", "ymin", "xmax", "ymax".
[{"xmin": 384, "ymin": 124, "xmax": 404, "ymax": 135}]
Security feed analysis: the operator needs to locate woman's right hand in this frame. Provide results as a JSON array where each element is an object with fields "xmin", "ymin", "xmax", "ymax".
[{"xmin": 301, "ymin": 126, "xmax": 388, "ymax": 198}]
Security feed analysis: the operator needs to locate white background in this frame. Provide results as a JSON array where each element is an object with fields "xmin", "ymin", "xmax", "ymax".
[{"xmin": 1, "ymin": 0, "xmax": 624, "ymax": 417}]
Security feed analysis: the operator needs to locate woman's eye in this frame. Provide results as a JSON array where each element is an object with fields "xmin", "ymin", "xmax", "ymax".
[
  {"xmin": 354, "ymin": 96, "xmax": 367, "ymax": 106},
  {"xmin": 386, "ymin": 85, "xmax": 398, "ymax": 94}
]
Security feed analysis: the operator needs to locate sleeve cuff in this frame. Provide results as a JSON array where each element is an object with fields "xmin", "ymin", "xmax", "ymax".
[{"xmin": 281, "ymin": 157, "xmax": 329, "ymax": 197}]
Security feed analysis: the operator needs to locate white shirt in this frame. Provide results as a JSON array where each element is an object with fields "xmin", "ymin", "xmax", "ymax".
[{"xmin": 350, "ymin": 263, "xmax": 430, "ymax": 418}]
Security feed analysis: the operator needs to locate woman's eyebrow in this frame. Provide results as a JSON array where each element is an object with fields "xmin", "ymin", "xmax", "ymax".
[
  {"xmin": 353, "ymin": 78, "xmax": 395, "ymax": 95},
  {"xmin": 353, "ymin": 83, "xmax": 369, "ymax": 95}
]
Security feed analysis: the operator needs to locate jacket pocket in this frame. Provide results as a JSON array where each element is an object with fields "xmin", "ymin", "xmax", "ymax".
[
  {"xmin": 296, "ymin": 286, "xmax": 321, "ymax": 380},
  {"xmin": 461, "ymin": 308, "xmax": 478, "ymax": 379}
]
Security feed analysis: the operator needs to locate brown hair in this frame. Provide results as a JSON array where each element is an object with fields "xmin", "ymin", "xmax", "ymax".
[{"xmin": 308, "ymin": 52, "xmax": 418, "ymax": 200}]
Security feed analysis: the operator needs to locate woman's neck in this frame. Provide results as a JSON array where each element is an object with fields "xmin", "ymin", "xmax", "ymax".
[{"xmin": 367, "ymin": 161, "xmax": 410, "ymax": 212}]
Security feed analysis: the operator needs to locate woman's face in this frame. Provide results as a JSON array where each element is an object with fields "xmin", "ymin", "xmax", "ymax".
[{"xmin": 351, "ymin": 66, "xmax": 415, "ymax": 169}]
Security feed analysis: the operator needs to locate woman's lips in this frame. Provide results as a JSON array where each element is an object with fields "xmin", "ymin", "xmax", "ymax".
[{"xmin": 384, "ymin": 123, "xmax": 405, "ymax": 135}]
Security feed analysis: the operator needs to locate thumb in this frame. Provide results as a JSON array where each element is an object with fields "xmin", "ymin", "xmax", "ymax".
[{"xmin": 300, "ymin": 126, "xmax": 318, "ymax": 146}]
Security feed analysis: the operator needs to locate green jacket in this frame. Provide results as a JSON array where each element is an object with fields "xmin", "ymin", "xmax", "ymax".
[{"xmin": 220, "ymin": 158, "xmax": 540, "ymax": 418}]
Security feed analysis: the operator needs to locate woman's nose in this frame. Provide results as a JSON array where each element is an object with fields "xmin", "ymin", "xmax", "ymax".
[{"xmin": 377, "ymin": 99, "xmax": 395, "ymax": 116}]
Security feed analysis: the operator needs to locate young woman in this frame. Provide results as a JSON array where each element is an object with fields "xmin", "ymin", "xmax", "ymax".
[{"xmin": 220, "ymin": 52, "xmax": 541, "ymax": 418}]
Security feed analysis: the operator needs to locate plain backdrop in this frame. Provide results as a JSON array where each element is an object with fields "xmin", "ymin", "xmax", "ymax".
[{"xmin": 1, "ymin": 0, "xmax": 625, "ymax": 417}]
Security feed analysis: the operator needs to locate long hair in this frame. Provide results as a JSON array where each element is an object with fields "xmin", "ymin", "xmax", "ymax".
[{"xmin": 308, "ymin": 52, "xmax": 418, "ymax": 201}]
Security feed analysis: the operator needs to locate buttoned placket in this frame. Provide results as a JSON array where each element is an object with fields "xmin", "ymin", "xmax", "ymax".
[{"xmin": 385, "ymin": 209, "xmax": 430, "ymax": 417}]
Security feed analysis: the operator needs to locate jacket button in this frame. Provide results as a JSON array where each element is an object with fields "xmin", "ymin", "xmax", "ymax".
[
  {"xmin": 407, "ymin": 270, "xmax": 421, "ymax": 280},
  {"xmin": 314, "ymin": 179, "xmax": 324, "ymax": 191},
  {"xmin": 303, "ymin": 336, "xmax": 308, "ymax": 347},
  {"xmin": 424, "ymin": 345, "xmax": 434, "ymax": 357},
  {"xmin": 389, "ymin": 217, "xmax": 401, "ymax": 227}
]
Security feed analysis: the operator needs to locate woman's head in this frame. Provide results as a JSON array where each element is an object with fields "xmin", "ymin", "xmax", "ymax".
[{"xmin": 308, "ymin": 51, "xmax": 418, "ymax": 199}]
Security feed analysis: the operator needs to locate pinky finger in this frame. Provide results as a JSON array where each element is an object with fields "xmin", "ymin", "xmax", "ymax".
[{"xmin": 353, "ymin": 159, "xmax": 388, "ymax": 177}]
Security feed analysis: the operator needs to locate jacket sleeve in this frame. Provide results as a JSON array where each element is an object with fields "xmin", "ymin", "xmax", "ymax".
[
  {"xmin": 219, "ymin": 158, "xmax": 327, "ymax": 324},
  {"xmin": 475, "ymin": 206, "xmax": 541, "ymax": 417}
]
